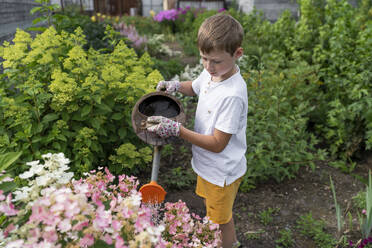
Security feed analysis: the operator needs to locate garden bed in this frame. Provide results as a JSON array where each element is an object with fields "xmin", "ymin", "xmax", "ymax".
[{"xmin": 162, "ymin": 141, "xmax": 372, "ymax": 247}]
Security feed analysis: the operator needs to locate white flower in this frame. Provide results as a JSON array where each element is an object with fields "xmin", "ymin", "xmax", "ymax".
[
  {"xmin": 41, "ymin": 153, "xmax": 52, "ymax": 159},
  {"xmin": 5, "ymin": 240, "xmax": 24, "ymax": 248},
  {"xmin": 57, "ymin": 172, "xmax": 74, "ymax": 185},
  {"xmin": 26, "ymin": 160, "xmax": 40, "ymax": 167},
  {"xmin": 58, "ymin": 218, "xmax": 72, "ymax": 233},
  {"xmin": 48, "ymin": 170, "xmax": 60, "ymax": 181},
  {"xmin": 58, "ymin": 164, "xmax": 70, "ymax": 172},
  {"xmin": 36, "ymin": 174, "xmax": 51, "ymax": 186},
  {"xmin": 40, "ymin": 186, "xmax": 56, "ymax": 197},
  {"xmin": 29, "ymin": 186, "xmax": 42, "ymax": 200},
  {"xmin": 30, "ymin": 163, "xmax": 45, "ymax": 175},
  {"xmin": 36, "ymin": 240, "xmax": 54, "ymax": 248},
  {"xmin": 19, "ymin": 170, "xmax": 34, "ymax": 179},
  {"xmin": 13, "ymin": 187, "xmax": 31, "ymax": 201},
  {"xmin": 55, "ymin": 153, "xmax": 70, "ymax": 165},
  {"xmin": 130, "ymin": 193, "xmax": 142, "ymax": 207},
  {"xmin": 147, "ymin": 225, "xmax": 165, "ymax": 243},
  {"xmin": 123, "ymin": 193, "xmax": 142, "ymax": 209},
  {"xmin": 172, "ymin": 62, "xmax": 204, "ymax": 81}
]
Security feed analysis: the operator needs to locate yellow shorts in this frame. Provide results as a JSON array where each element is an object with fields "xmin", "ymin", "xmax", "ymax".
[{"xmin": 195, "ymin": 176, "xmax": 242, "ymax": 224}]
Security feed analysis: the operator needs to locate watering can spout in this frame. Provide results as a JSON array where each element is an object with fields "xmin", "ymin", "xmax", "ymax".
[
  {"xmin": 139, "ymin": 146, "xmax": 167, "ymax": 204},
  {"xmin": 140, "ymin": 181, "xmax": 167, "ymax": 204}
]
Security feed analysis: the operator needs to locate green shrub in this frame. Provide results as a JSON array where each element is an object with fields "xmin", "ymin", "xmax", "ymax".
[
  {"xmin": 53, "ymin": 11, "xmax": 113, "ymax": 51},
  {"xmin": 311, "ymin": 0, "xmax": 372, "ymax": 160},
  {"xmin": 236, "ymin": 0, "xmax": 372, "ymax": 167},
  {"xmin": 240, "ymin": 54, "xmax": 326, "ymax": 191},
  {"xmin": 0, "ymin": 27, "xmax": 162, "ymax": 177}
]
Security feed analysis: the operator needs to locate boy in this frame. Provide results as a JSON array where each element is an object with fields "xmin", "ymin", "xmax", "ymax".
[{"xmin": 147, "ymin": 13, "xmax": 247, "ymax": 248}]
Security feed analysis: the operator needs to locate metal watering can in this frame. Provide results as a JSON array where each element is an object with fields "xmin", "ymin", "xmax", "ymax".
[{"xmin": 131, "ymin": 91, "xmax": 186, "ymax": 203}]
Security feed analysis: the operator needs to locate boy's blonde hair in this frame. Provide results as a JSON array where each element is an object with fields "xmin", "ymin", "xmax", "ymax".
[{"xmin": 198, "ymin": 14, "xmax": 244, "ymax": 56}]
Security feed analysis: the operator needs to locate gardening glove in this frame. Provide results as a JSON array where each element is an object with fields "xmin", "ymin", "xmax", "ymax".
[
  {"xmin": 146, "ymin": 116, "xmax": 181, "ymax": 138},
  {"xmin": 156, "ymin": 80, "xmax": 181, "ymax": 93}
]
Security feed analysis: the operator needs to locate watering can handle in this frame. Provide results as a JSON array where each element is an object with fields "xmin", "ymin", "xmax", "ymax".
[{"xmin": 151, "ymin": 146, "xmax": 162, "ymax": 182}]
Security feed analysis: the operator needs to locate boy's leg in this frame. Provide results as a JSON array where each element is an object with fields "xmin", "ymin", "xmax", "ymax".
[
  {"xmin": 220, "ymin": 217, "xmax": 237, "ymax": 248},
  {"xmin": 196, "ymin": 176, "xmax": 242, "ymax": 248}
]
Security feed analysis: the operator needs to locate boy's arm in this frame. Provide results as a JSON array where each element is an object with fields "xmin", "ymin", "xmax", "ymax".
[
  {"xmin": 179, "ymin": 126, "xmax": 232, "ymax": 153},
  {"xmin": 146, "ymin": 116, "xmax": 231, "ymax": 153},
  {"xmin": 178, "ymin": 81, "xmax": 196, "ymax": 96}
]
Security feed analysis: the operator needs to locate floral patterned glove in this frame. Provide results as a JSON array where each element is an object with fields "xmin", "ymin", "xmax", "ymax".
[
  {"xmin": 156, "ymin": 81, "xmax": 181, "ymax": 93},
  {"xmin": 146, "ymin": 116, "xmax": 181, "ymax": 138}
]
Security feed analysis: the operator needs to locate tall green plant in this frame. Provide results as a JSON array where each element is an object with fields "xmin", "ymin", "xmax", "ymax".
[
  {"xmin": 0, "ymin": 151, "xmax": 22, "ymax": 193},
  {"xmin": 330, "ymin": 176, "xmax": 344, "ymax": 236},
  {"xmin": 360, "ymin": 171, "xmax": 372, "ymax": 239},
  {"xmin": 29, "ymin": 0, "xmax": 62, "ymax": 31}
]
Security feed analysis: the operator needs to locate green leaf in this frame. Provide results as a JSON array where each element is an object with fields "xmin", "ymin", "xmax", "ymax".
[
  {"xmin": 0, "ymin": 151, "xmax": 22, "ymax": 172},
  {"xmin": 0, "ymin": 181, "xmax": 17, "ymax": 193},
  {"xmin": 118, "ymin": 128, "xmax": 127, "ymax": 139},
  {"xmin": 91, "ymin": 118, "xmax": 101, "ymax": 130},
  {"xmin": 22, "ymin": 143, "xmax": 30, "ymax": 150},
  {"xmin": 32, "ymin": 122, "xmax": 44, "ymax": 135},
  {"xmin": 27, "ymin": 26, "xmax": 47, "ymax": 32},
  {"xmin": 49, "ymin": 4, "xmax": 61, "ymax": 10},
  {"xmin": 61, "ymin": 111, "xmax": 70, "ymax": 122},
  {"xmin": 32, "ymin": 17, "xmax": 45, "ymax": 25},
  {"xmin": 97, "ymin": 103, "xmax": 112, "ymax": 113},
  {"xmin": 97, "ymin": 128, "xmax": 107, "ymax": 136},
  {"xmin": 91, "ymin": 239, "xmax": 115, "ymax": 248},
  {"xmin": 30, "ymin": 6, "xmax": 43, "ymax": 15},
  {"xmin": 111, "ymin": 113, "xmax": 123, "ymax": 120},
  {"xmin": 92, "ymin": 95, "xmax": 101, "ymax": 104},
  {"xmin": 52, "ymin": 142, "xmax": 61, "ymax": 150},
  {"xmin": 57, "ymin": 135, "xmax": 67, "ymax": 142},
  {"xmin": 42, "ymin": 113, "xmax": 59, "ymax": 124},
  {"xmin": 62, "ymin": 130, "xmax": 75, "ymax": 138},
  {"xmin": 72, "ymin": 112, "xmax": 85, "ymax": 121},
  {"xmin": 32, "ymin": 136, "xmax": 42, "ymax": 143},
  {"xmin": 81, "ymin": 105, "xmax": 92, "ymax": 117}
]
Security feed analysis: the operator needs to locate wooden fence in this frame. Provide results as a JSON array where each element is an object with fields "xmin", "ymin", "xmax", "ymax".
[{"xmin": 93, "ymin": 0, "xmax": 140, "ymax": 16}]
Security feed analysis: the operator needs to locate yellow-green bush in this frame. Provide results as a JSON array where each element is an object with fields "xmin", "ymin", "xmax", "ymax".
[{"xmin": 0, "ymin": 27, "xmax": 161, "ymax": 176}]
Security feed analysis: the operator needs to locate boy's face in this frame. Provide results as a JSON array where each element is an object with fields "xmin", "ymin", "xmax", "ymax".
[{"xmin": 200, "ymin": 48, "xmax": 243, "ymax": 82}]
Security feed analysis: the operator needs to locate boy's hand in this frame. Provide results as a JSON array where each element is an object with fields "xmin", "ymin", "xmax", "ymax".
[
  {"xmin": 156, "ymin": 81, "xmax": 181, "ymax": 93},
  {"xmin": 146, "ymin": 116, "xmax": 181, "ymax": 138}
]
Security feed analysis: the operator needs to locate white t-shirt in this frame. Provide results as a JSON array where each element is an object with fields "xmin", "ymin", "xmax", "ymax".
[{"xmin": 191, "ymin": 67, "xmax": 248, "ymax": 187}]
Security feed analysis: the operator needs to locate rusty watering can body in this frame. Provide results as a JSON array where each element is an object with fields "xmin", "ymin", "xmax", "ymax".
[{"xmin": 131, "ymin": 91, "xmax": 186, "ymax": 146}]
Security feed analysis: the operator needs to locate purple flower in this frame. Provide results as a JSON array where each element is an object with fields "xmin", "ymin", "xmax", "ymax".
[
  {"xmin": 358, "ymin": 237, "xmax": 372, "ymax": 248},
  {"xmin": 154, "ymin": 9, "xmax": 179, "ymax": 22},
  {"xmin": 114, "ymin": 22, "xmax": 147, "ymax": 48},
  {"xmin": 218, "ymin": 8, "xmax": 226, "ymax": 12}
]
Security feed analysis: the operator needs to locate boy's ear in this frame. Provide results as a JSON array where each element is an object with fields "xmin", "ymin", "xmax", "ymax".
[{"xmin": 234, "ymin": 47, "xmax": 244, "ymax": 59}]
